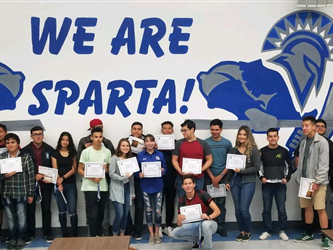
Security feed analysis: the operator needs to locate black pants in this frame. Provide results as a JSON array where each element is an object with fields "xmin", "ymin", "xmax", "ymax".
[
  {"xmin": 27, "ymin": 188, "xmax": 52, "ymax": 237},
  {"xmin": 126, "ymin": 178, "xmax": 144, "ymax": 234},
  {"xmin": 162, "ymin": 180, "xmax": 176, "ymax": 227},
  {"xmin": 84, "ymin": 191, "xmax": 107, "ymax": 237}
]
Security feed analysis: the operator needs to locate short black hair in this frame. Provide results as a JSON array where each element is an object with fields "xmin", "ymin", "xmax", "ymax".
[
  {"xmin": 161, "ymin": 121, "xmax": 174, "ymax": 128},
  {"xmin": 182, "ymin": 174, "xmax": 195, "ymax": 184},
  {"xmin": 316, "ymin": 118, "xmax": 327, "ymax": 128},
  {"xmin": 0, "ymin": 124, "xmax": 7, "ymax": 132},
  {"xmin": 5, "ymin": 133, "xmax": 20, "ymax": 145},
  {"xmin": 30, "ymin": 126, "xmax": 44, "ymax": 135},
  {"xmin": 91, "ymin": 126, "xmax": 103, "ymax": 135},
  {"xmin": 266, "ymin": 127, "xmax": 278, "ymax": 136},
  {"xmin": 131, "ymin": 122, "xmax": 143, "ymax": 129},
  {"xmin": 144, "ymin": 134, "xmax": 155, "ymax": 142},
  {"xmin": 302, "ymin": 116, "xmax": 316, "ymax": 124},
  {"xmin": 210, "ymin": 119, "xmax": 223, "ymax": 128},
  {"xmin": 181, "ymin": 120, "xmax": 196, "ymax": 131}
]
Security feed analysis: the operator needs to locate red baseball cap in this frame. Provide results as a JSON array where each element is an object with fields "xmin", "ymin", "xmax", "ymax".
[{"xmin": 88, "ymin": 119, "xmax": 103, "ymax": 130}]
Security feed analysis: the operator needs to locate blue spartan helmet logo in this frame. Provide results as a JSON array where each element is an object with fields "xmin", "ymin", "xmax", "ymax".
[
  {"xmin": 197, "ymin": 10, "xmax": 333, "ymax": 127},
  {"xmin": 0, "ymin": 62, "xmax": 25, "ymax": 111}
]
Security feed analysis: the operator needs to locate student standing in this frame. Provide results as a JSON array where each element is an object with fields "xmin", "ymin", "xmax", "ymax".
[
  {"xmin": 51, "ymin": 132, "xmax": 78, "ymax": 237},
  {"xmin": 136, "ymin": 134, "xmax": 167, "ymax": 245},
  {"xmin": 226, "ymin": 125, "xmax": 260, "ymax": 242},
  {"xmin": 78, "ymin": 127, "xmax": 111, "ymax": 237}
]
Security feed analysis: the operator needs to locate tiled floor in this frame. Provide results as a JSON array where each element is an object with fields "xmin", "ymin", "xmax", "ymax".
[{"xmin": 0, "ymin": 227, "xmax": 329, "ymax": 250}]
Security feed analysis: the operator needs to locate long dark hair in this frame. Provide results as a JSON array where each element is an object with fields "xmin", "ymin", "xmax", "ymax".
[
  {"xmin": 115, "ymin": 138, "xmax": 132, "ymax": 158},
  {"xmin": 56, "ymin": 132, "xmax": 77, "ymax": 158}
]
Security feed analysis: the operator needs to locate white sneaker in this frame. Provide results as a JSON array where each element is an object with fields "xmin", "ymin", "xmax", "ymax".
[
  {"xmin": 162, "ymin": 226, "xmax": 173, "ymax": 238},
  {"xmin": 259, "ymin": 231, "xmax": 271, "ymax": 240},
  {"xmin": 279, "ymin": 231, "xmax": 289, "ymax": 241},
  {"xmin": 159, "ymin": 228, "xmax": 163, "ymax": 238}
]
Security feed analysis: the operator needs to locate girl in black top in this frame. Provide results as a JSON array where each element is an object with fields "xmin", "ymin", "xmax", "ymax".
[{"xmin": 51, "ymin": 132, "xmax": 78, "ymax": 237}]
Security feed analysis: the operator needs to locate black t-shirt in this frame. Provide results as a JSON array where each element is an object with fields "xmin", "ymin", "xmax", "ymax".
[{"xmin": 51, "ymin": 150, "xmax": 76, "ymax": 184}]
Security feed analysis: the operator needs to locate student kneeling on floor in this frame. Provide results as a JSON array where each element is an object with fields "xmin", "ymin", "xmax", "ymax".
[{"xmin": 173, "ymin": 175, "xmax": 220, "ymax": 250}]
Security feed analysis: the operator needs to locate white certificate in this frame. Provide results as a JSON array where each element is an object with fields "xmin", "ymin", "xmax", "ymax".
[
  {"xmin": 142, "ymin": 162, "xmax": 162, "ymax": 178},
  {"xmin": 156, "ymin": 135, "xmax": 175, "ymax": 150},
  {"xmin": 180, "ymin": 204, "xmax": 202, "ymax": 223},
  {"xmin": 226, "ymin": 154, "xmax": 246, "ymax": 170},
  {"xmin": 39, "ymin": 166, "xmax": 58, "ymax": 184},
  {"xmin": 84, "ymin": 162, "xmax": 105, "ymax": 178},
  {"xmin": 182, "ymin": 158, "xmax": 202, "ymax": 174},
  {"xmin": 207, "ymin": 184, "xmax": 227, "ymax": 198},
  {"xmin": 128, "ymin": 136, "xmax": 145, "ymax": 154},
  {"xmin": 0, "ymin": 157, "xmax": 22, "ymax": 174},
  {"xmin": 298, "ymin": 177, "xmax": 315, "ymax": 199},
  {"xmin": 0, "ymin": 148, "xmax": 7, "ymax": 154},
  {"xmin": 117, "ymin": 157, "xmax": 140, "ymax": 176}
]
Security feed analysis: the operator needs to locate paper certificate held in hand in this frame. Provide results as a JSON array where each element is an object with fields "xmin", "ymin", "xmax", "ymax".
[
  {"xmin": 128, "ymin": 136, "xmax": 145, "ymax": 154},
  {"xmin": 156, "ymin": 135, "xmax": 175, "ymax": 150},
  {"xmin": 207, "ymin": 184, "xmax": 227, "ymax": 198},
  {"xmin": 298, "ymin": 177, "xmax": 316, "ymax": 199},
  {"xmin": 39, "ymin": 166, "xmax": 58, "ymax": 184},
  {"xmin": 84, "ymin": 162, "xmax": 105, "ymax": 178},
  {"xmin": 226, "ymin": 154, "xmax": 246, "ymax": 170},
  {"xmin": 180, "ymin": 204, "xmax": 202, "ymax": 223},
  {"xmin": 0, "ymin": 148, "xmax": 7, "ymax": 154},
  {"xmin": 142, "ymin": 162, "xmax": 161, "ymax": 178},
  {"xmin": 182, "ymin": 158, "xmax": 202, "ymax": 174},
  {"xmin": 117, "ymin": 157, "xmax": 140, "ymax": 176},
  {"xmin": 0, "ymin": 157, "xmax": 22, "ymax": 174}
]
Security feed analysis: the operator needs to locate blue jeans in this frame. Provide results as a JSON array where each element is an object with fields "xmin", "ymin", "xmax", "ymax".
[
  {"xmin": 173, "ymin": 220, "xmax": 217, "ymax": 250},
  {"xmin": 262, "ymin": 183, "xmax": 287, "ymax": 233},
  {"xmin": 177, "ymin": 175, "xmax": 204, "ymax": 198},
  {"xmin": 56, "ymin": 182, "xmax": 78, "ymax": 236},
  {"xmin": 112, "ymin": 183, "xmax": 130, "ymax": 235},
  {"xmin": 231, "ymin": 175, "xmax": 255, "ymax": 233},
  {"xmin": 143, "ymin": 191, "xmax": 163, "ymax": 227},
  {"xmin": 3, "ymin": 196, "xmax": 27, "ymax": 239}
]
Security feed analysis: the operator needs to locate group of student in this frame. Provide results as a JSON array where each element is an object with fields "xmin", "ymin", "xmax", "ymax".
[{"xmin": 0, "ymin": 115, "xmax": 331, "ymax": 250}]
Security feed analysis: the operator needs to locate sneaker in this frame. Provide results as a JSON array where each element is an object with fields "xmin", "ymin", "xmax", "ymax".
[
  {"xmin": 148, "ymin": 236, "xmax": 155, "ymax": 245},
  {"xmin": 242, "ymin": 233, "xmax": 251, "ymax": 242},
  {"xmin": 259, "ymin": 231, "xmax": 271, "ymax": 240},
  {"xmin": 294, "ymin": 234, "xmax": 314, "ymax": 242},
  {"xmin": 24, "ymin": 236, "xmax": 35, "ymax": 245},
  {"xmin": 6, "ymin": 237, "xmax": 10, "ymax": 244},
  {"xmin": 192, "ymin": 242, "xmax": 199, "ymax": 249},
  {"xmin": 7, "ymin": 238, "xmax": 16, "ymax": 250},
  {"xmin": 162, "ymin": 226, "xmax": 173, "ymax": 238},
  {"xmin": 134, "ymin": 231, "xmax": 142, "ymax": 241},
  {"xmin": 15, "ymin": 238, "xmax": 25, "ymax": 250},
  {"xmin": 217, "ymin": 228, "xmax": 227, "ymax": 237},
  {"xmin": 44, "ymin": 235, "xmax": 53, "ymax": 244},
  {"xmin": 322, "ymin": 237, "xmax": 330, "ymax": 250},
  {"xmin": 158, "ymin": 229, "xmax": 163, "ymax": 238},
  {"xmin": 102, "ymin": 227, "xmax": 110, "ymax": 236},
  {"xmin": 155, "ymin": 235, "xmax": 162, "ymax": 244},
  {"xmin": 279, "ymin": 231, "xmax": 289, "ymax": 241},
  {"xmin": 236, "ymin": 233, "xmax": 244, "ymax": 242}
]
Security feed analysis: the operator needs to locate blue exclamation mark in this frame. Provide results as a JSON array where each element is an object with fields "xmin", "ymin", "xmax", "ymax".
[{"xmin": 180, "ymin": 79, "xmax": 195, "ymax": 114}]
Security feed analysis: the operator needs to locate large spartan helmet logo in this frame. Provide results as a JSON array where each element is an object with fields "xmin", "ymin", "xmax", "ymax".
[
  {"xmin": 0, "ymin": 62, "xmax": 25, "ymax": 111},
  {"xmin": 262, "ymin": 11, "xmax": 333, "ymax": 111}
]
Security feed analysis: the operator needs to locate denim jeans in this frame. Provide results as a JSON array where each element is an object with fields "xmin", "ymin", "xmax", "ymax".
[
  {"xmin": 177, "ymin": 175, "xmax": 204, "ymax": 198},
  {"xmin": 262, "ymin": 183, "xmax": 287, "ymax": 233},
  {"xmin": 204, "ymin": 174, "xmax": 226, "ymax": 230},
  {"xmin": 173, "ymin": 220, "xmax": 217, "ymax": 250},
  {"xmin": 143, "ymin": 191, "xmax": 163, "ymax": 227},
  {"xmin": 84, "ymin": 191, "xmax": 107, "ymax": 237},
  {"xmin": 3, "ymin": 196, "xmax": 27, "ymax": 239},
  {"xmin": 230, "ymin": 175, "xmax": 255, "ymax": 233},
  {"xmin": 56, "ymin": 182, "xmax": 78, "ymax": 236},
  {"xmin": 112, "ymin": 183, "xmax": 130, "ymax": 235},
  {"xmin": 27, "ymin": 187, "xmax": 52, "ymax": 237}
]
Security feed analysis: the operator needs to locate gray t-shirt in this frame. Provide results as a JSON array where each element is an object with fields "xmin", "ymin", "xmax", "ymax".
[{"xmin": 302, "ymin": 137, "xmax": 314, "ymax": 177}]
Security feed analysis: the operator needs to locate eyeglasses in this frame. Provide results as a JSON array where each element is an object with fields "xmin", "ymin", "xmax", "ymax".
[
  {"xmin": 180, "ymin": 129, "xmax": 190, "ymax": 133},
  {"xmin": 32, "ymin": 133, "xmax": 44, "ymax": 137},
  {"xmin": 316, "ymin": 125, "xmax": 326, "ymax": 129}
]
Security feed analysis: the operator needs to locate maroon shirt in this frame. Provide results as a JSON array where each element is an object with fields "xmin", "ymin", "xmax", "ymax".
[{"xmin": 178, "ymin": 190, "xmax": 213, "ymax": 216}]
